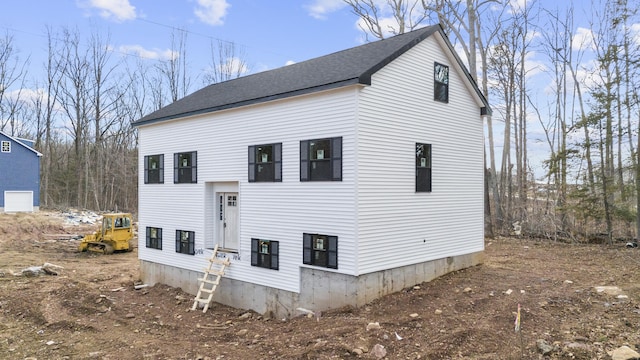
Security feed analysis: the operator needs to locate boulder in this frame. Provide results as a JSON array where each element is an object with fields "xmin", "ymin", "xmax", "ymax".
[{"xmin": 609, "ymin": 346, "xmax": 640, "ymax": 360}]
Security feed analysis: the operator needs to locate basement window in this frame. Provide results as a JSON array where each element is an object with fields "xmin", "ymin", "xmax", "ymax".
[
  {"xmin": 144, "ymin": 154, "xmax": 164, "ymax": 184},
  {"xmin": 1, "ymin": 141, "xmax": 10, "ymax": 153},
  {"xmin": 303, "ymin": 233, "xmax": 338, "ymax": 269},
  {"xmin": 250, "ymin": 238, "xmax": 279, "ymax": 270},
  {"xmin": 175, "ymin": 230, "xmax": 195, "ymax": 255},
  {"xmin": 146, "ymin": 227, "xmax": 162, "ymax": 250}
]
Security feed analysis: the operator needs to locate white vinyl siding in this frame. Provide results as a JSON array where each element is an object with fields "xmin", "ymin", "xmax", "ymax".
[
  {"xmin": 137, "ymin": 31, "xmax": 486, "ymax": 293},
  {"xmin": 138, "ymin": 88, "xmax": 358, "ymax": 293},
  {"xmin": 355, "ymin": 34, "xmax": 484, "ymax": 274}
]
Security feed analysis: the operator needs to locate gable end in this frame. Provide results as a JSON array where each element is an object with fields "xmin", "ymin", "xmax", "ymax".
[{"xmin": 357, "ymin": 25, "xmax": 440, "ymax": 86}]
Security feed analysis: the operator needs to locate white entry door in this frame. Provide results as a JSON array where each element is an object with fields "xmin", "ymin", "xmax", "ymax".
[{"xmin": 221, "ymin": 192, "xmax": 238, "ymax": 250}]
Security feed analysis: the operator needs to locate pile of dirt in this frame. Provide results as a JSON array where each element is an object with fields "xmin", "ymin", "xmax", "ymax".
[{"xmin": 0, "ymin": 212, "xmax": 639, "ymax": 359}]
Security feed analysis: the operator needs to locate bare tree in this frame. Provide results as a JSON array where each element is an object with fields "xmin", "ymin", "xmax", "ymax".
[
  {"xmin": 157, "ymin": 30, "xmax": 191, "ymax": 103},
  {"xmin": 343, "ymin": 0, "xmax": 430, "ymax": 39},
  {"xmin": 0, "ymin": 31, "xmax": 29, "ymax": 134},
  {"xmin": 538, "ymin": 6, "xmax": 577, "ymax": 235},
  {"xmin": 38, "ymin": 26, "xmax": 64, "ymax": 207},
  {"xmin": 87, "ymin": 30, "xmax": 129, "ymax": 210},
  {"xmin": 56, "ymin": 27, "xmax": 91, "ymax": 208},
  {"xmin": 202, "ymin": 40, "xmax": 249, "ymax": 85}
]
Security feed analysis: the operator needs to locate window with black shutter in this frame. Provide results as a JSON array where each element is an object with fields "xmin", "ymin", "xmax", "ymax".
[
  {"xmin": 175, "ymin": 230, "xmax": 195, "ymax": 255},
  {"xmin": 146, "ymin": 227, "xmax": 162, "ymax": 249},
  {"xmin": 174, "ymin": 151, "xmax": 197, "ymax": 183},
  {"xmin": 302, "ymin": 233, "xmax": 338, "ymax": 269},
  {"xmin": 250, "ymin": 238, "xmax": 279, "ymax": 270},
  {"xmin": 144, "ymin": 154, "xmax": 164, "ymax": 184},
  {"xmin": 248, "ymin": 143, "xmax": 282, "ymax": 182},
  {"xmin": 416, "ymin": 143, "xmax": 432, "ymax": 192},
  {"xmin": 300, "ymin": 137, "xmax": 342, "ymax": 181}
]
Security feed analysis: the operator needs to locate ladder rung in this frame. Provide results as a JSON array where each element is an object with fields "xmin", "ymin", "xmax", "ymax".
[
  {"xmin": 202, "ymin": 270, "xmax": 225, "ymax": 275},
  {"xmin": 198, "ymin": 277, "xmax": 220, "ymax": 285},
  {"xmin": 199, "ymin": 286, "xmax": 218, "ymax": 294},
  {"xmin": 194, "ymin": 298, "xmax": 211, "ymax": 303}
]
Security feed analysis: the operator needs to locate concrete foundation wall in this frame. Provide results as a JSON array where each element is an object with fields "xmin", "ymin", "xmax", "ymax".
[{"xmin": 140, "ymin": 250, "xmax": 484, "ymax": 318}]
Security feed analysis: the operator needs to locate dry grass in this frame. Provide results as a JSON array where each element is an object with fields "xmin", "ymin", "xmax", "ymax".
[{"xmin": 0, "ymin": 212, "xmax": 66, "ymax": 243}]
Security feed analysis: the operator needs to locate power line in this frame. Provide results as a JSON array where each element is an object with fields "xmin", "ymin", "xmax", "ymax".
[{"xmin": 1, "ymin": 19, "xmax": 291, "ymax": 67}]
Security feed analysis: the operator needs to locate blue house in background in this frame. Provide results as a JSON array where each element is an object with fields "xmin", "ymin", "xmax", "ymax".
[{"xmin": 0, "ymin": 130, "xmax": 42, "ymax": 212}]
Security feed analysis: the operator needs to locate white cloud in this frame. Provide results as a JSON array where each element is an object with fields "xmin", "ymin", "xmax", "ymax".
[
  {"xmin": 119, "ymin": 45, "xmax": 177, "ymax": 60},
  {"xmin": 194, "ymin": 0, "xmax": 230, "ymax": 26},
  {"xmin": 574, "ymin": 60, "xmax": 600, "ymax": 89},
  {"xmin": 306, "ymin": 0, "xmax": 346, "ymax": 20},
  {"xmin": 356, "ymin": 16, "xmax": 401, "ymax": 39},
  {"xmin": 572, "ymin": 27, "xmax": 595, "ymax": 52},
  {"xmin": 219, "ymin": 57, "xmax": 249, "ymax": 75},
  {"xmin": 6, "ymin": 88, "xmax": 44, "ymax": 103},
  {"xmin": 77, "ymin": 0, "xmax": 137, "ymax": 22},
  {"xmin": 350, "ymin": 1, "xmax": 428, "ymax": 40},
  {"xmin": 508, "ymin": 0, "xmax": 528, "ymax": 14},
  {"xmin": 631, "ymin": 23, "xmax": 640, "ymax": 46},
  {"xmin": 285, "ymin": 60, "xmax": 296, "ymax": 66}
]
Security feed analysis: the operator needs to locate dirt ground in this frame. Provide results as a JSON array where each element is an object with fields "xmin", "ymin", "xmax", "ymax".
[{"xmin": 1, "ymin": 212, "xmax": 639, "ymax": 360}]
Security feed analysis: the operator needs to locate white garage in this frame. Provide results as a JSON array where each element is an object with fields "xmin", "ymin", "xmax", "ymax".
[{"xmin": 4, "ymin": 191, "xmax": 34, "ymax": 212}]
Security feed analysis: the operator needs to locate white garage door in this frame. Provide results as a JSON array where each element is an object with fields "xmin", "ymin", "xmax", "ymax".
[{"xmin": 4, "ymin": 191, "xmax": 34, "ymax": 212}]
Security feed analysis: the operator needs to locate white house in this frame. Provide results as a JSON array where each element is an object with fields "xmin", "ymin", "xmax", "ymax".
[{"xmin": 132, "ymin": 24, "xmax": 491, "ymax": 317}]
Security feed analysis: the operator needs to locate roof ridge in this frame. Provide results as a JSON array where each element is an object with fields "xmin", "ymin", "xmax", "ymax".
[{"xmin": 135, "ymin": 24, "xmax": 482, "ymax": 126}]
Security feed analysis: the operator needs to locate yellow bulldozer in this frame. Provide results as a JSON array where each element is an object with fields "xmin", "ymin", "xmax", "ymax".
[{"xmin": 78, "ymin": 213, "xmax": 134, "ymax": 254}]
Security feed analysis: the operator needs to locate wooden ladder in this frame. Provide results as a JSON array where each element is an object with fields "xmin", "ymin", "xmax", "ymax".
[{"xmin": 191, "ymin": 244, "xmax": 230, "ymax": 313}]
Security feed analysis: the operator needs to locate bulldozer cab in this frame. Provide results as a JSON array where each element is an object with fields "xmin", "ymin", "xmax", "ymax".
[
  {"xmin": 101, "ymin": 213, "xmax": 132, "ymax": 243},
  {"xmin": 103, "ymin": 215, "xmax": 131, "ymax": 234}
]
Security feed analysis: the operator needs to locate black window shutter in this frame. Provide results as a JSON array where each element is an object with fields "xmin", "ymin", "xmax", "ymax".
[
  {"xmin": 175, "ymin": 230, "xmax": 180, "ymax": 252},
  {"xmin": 302, "ymin": 233, "xmax": 312, "ymax": 264},
  {"xmin": 157, "ymin": 228, "xmax": 162, "ymax": 250},
  {"xmin": 416, "ymin": 168, "xmax": 426, "ymax": 192},
  {"xmin": 426, "ymin": 144, "xmax": 432, "ymax": 192},
  {"xmin": 300, "ymin": 141, "xmax": 309, "ymax": 181},
  {"xmin": 327, "ymin": 236, "xmax": 338, "ymax": 269},
  {"xmin": 270, "ymin": 241, "xmax": 279, "ymax": 270},
  {"xmin": 158, "ymin": 154, "xmax": 164, "ymax": 184},
  {"xmin": 250, "ymin": 238, "xmax": 258, "ymax": 266},
  {"xmin": 191, "ymin": 152, "xmax": 197, "ymax": 183},
  {"xmin": 188, "ymin": 231, "xmax": 195, "ymax": 255},
  {"xmin": 173, "ymin": 153, "xmax": 179, "ymax": 183},
  {"xmin": 146, "ymin": 227, "xmax": 151, "ymax": 247},
  {"xmin": 248, "ymin": 146, "xmax": 256, "ymax": 182},
  {"xmin": 144, "ymin": 156, "xmax": 149, "ymax": 184},
  {"xmin": 331, "ymin": 137, "xmax": 342, "ymax": 181},
  {"xmin": 274, "ymin": 143, "xmax": 282, "ymax": 182}
]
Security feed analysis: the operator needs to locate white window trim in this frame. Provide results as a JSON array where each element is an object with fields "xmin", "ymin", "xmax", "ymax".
[{"xmin": 1, "ymin": 141, "xmax": 10, "ymax": 153}]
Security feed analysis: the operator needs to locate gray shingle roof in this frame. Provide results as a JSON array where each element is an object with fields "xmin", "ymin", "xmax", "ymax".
[{"xmin": 133, "ymin": 24, "xmax": 488, "ymax": 126}]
